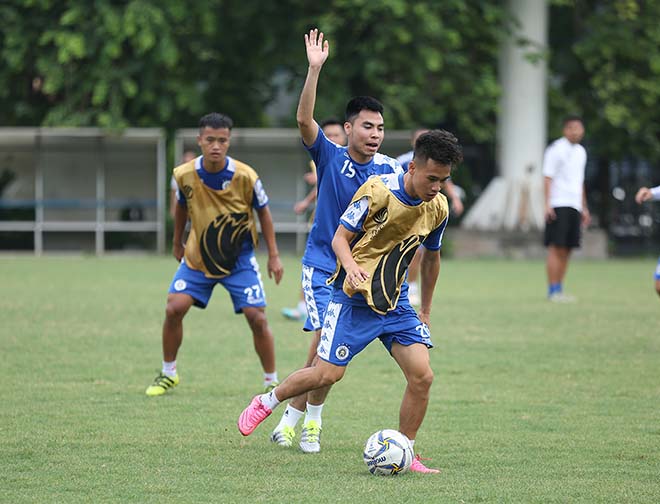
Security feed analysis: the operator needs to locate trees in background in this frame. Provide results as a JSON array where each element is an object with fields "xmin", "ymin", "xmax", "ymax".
[{"xmin": 1, "ymin": 0, "xmax": 659, "ymax": 170}]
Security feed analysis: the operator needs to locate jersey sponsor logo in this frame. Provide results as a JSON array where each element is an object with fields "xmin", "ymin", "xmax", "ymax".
[
  {"xmin": 199, "ymin": 213, "xmax": 250, "ymax": 277},
  {"xmin": 371, "ymin": 235, "xmax": 422, "ymax": 312}
]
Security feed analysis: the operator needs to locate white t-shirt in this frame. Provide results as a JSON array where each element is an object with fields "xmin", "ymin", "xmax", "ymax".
[
  {"xmin": 542, "ymin": 136, "xmax": 587, "ymax": 211},
  {"xmin": 650, "ymin": 185, "xmax": 660, "ymax": 200}
]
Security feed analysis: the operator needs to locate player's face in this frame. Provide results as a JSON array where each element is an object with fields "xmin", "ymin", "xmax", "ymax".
[
  {"xmin": 345, "ymin": 110, "xmax": 384, "ymax": 161},
  {"xmin": 408, "ymin": 158, "xmax": 452, "ymax": 202},
  {"xmin": 197, "ymin": 127, "xmax": 231, "ymax": 166},
  {"xmin": 323, "ymin": 124, "xmax": 347, "ymax": 146},
  {"xmin": 563, "ymin": 120, "xmax": 584, "ymax": 144}
]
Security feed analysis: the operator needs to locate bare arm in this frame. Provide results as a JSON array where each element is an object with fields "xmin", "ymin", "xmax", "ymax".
[
  {"xmin": 332, "ymin": 224, "xmax": 369, "ymax": 288},
  {"xmin": 544, "ymin": 176, "xmax": 555, "ymax": 221},
  {"xmin": 418, "ymin": 247, "xmax": 440, "ymax": 326},
  {"xmin": 172, "ymin": 202, "xmax": 188, "ymax": 261},
  {"xmin": 294, "ymin": 187, "xmax": 318, "ymax": 214},
  {"xmin": 443, "ymin": 180, "xmax": 464, "ymax": 216},
  {"xmin": 581, "ymin": 183, "xmax": 591, "ymax": 226},
  {"xmin": 256, "ymin": 205, "xmax": 283, "ymax": 284},
  {"xmin": 635, "ymin": 186, "xmax": 653, "ymax": 204},
  {"xmin": 296, "ymin": 29, "xmax": 329, "ymax": 147}
]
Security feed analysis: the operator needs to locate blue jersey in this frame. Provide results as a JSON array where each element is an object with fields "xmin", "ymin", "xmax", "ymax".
[{"xmin": 302, "ymin": 128, "xmax": 403, "ymax": 272}]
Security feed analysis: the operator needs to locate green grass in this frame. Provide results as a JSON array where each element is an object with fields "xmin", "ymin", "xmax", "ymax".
[{"xmin": 2, "ymin": 255, "xmax": 660, "ymax": 503}]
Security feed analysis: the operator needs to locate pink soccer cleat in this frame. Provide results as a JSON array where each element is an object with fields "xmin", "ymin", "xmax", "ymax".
[
  {"xmin": 409, "ymin": 454, "xmax": 441, "ymax": 474},
  {"xmin": 238, "ymin": 395, "xmax": 272, "ymax": 436}
]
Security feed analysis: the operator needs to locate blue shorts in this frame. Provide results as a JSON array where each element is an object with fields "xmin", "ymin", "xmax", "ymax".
[
  {"xmin": 655, "ymin": 257, "xmax": 660, "ymax": 281},
  {"xmin": 301, "ymin": 264, "xmax": 334, "ymax": 332},
  {"xmin": 169, "ymin": 254, "xmax": 266, "ymax": 313},
  {"xmin": 316, "ymin": 300, "xmax": 433, "ymax": 366}
]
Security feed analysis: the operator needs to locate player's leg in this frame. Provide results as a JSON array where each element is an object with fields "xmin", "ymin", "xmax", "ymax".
[
  {"xmin": 223, "ymin": 254, "xmax": 278, "ymax": 392},
  {"xmin": 272, "ymin": 265, "xmax": 333, "ymax": 447},
  {"xmin": 146, "ymin": 262, "xmax": 213, "ymax": 396},
  {"xmin": 243, "ymin": 306, "xmax": 277, "ymax": 378},
  {"xmin": 383, "ymin": 306, "xmax": 439, "ymax": 473},
  {"xmin": 282, "ymin": 288, "xmax": 308, "ymax": 321},
  {"xmin": 238, "ymin": 358, "xmax": 346, "ymax": 437}
]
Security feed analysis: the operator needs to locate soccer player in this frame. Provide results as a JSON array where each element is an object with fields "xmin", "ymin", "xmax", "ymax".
[
  {"xmin": 397, "ymin": 128, "xmax": 464, "ymax": 305},
  {"xmin": 239, "ymin": 129, "xmax": 463, "ymax": 474},
  {"xmin": 282, "ymin": 119, "xmax": 347, "ymax": 322},
  {"xmin": 635, "ymin": 184, "xmax": 660, "ymax": 298},
  {"xmin": 269, "ymin": 29, "xmax": 404, "ymax": 453},
  {"xmin": 145, "ymin": 112, "xmax": 284, "ymax": 396},
  {"xmin": 543, "ymin": 115, "xmax": 591, "ymax": 302}
]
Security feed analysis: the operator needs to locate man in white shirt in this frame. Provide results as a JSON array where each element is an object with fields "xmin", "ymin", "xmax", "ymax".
[
  {"xmin": 543, "ymin": 116, "xmax": 591, "ymax": 302},
  {"xmin": 635, "ymin": 184, "xmax": 660, "ymax": 298}
]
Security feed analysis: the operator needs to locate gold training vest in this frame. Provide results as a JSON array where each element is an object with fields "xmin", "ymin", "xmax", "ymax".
[
  {"xmin": 173, "ymin": 158, "xmax": 259, "ymax": 278},
  {"xmin": 336, "ymin": 176, "xmax": 449, "ymax": 314}
]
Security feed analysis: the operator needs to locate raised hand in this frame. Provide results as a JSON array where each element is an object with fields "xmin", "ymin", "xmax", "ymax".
[{"xmin": 304, "ymin": 28, "xmax": 329, "ymax": 68}]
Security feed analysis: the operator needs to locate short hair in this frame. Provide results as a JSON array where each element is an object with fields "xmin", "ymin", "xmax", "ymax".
[
  {"xmin": 199, "ymin": 112, "xmax": 233, "ymax": 132},
  {"xmin": 413, "ymin": 130, "xmax": 463, "ymax": 167},
  {"xmin": 320, "ymin": 117, "xmax": 343, "ymax": 129},
  {"xmin": 345, "ymin": 96, "xmax": 384, "ymax": 123},
  {"xmin": 562, "ymin": 115, "xmax": 583, "ymax": 127}
]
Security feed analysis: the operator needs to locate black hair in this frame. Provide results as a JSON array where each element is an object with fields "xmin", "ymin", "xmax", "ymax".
[
  {"xmin": 320, "ymin": 117, "xmax": 343, "ymax": 129},
  {"xmin": 413, "ymin": 130, "xmax": 463, "ymax": 167},
  {"xmin": 562, "ymin": 115, "xmax": 583, "ymax": 127},
  {"xmin": 345, "ymin": 96, "xmax": 384, "ymax": 123},
  {"xmin": 199, "ymin": 112, "xmax": 233, "ymax": 132}
]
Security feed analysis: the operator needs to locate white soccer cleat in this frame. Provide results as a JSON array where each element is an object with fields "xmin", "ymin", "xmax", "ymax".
[{"xmin": 299, "ymin": 420, "xmax": 321, "ymax": 453}]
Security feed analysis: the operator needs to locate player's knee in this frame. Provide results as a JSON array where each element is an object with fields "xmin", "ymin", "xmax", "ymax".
[
  {"xmin": 316, "ymin": 366, "xmax": 343, "ymax": 387},
  {"xmin": 245, "ymin": 309, "xmax": 269, "ymax": 333},
  {"xmin": 165, "ymin": 300, "xmax": 188, "ymax": 320},
  {"xmin": 408, "ymin": 367, "xmax": 434, "ymax": 393}
]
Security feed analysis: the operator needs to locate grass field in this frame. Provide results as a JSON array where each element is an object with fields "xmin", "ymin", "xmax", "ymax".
[{"xmin": 2, "ymin": 254, "xmax": 660, "ymax": 503}]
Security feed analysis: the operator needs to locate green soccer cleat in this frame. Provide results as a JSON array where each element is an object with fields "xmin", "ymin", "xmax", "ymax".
[
  {"xmin": 299, "ymin": 420, "xmax": 322, "ymax": 453},
  {"xmin": 270, "ymin": 426, "xmax": 296, "ymax": 447},
  {"xmin": 264, "ymin": 380, "xmax": 279, "ymax": 393},
  {"xmin": 145, "ymin": 373, "xmax": 179, "ymax": 396}
]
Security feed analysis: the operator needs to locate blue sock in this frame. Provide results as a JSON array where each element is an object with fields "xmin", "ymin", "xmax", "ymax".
[{"xmin": 548, "ymin": 283, "xmax": 562, "ymax": 296}]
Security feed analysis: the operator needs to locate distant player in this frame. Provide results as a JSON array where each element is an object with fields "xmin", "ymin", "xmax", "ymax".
[
  {"xmin": 239, "ymin": 129, "xmax": 463, "ymax": 474},
  {"xmin": 543, "ymin": 116, "xmax": 591, "ymax": 302},
  {"xmin": 635, "ymin": 184, "xmax": 660, "ymax": 298},
  {"xmin": 269, "ymin": 29, "xmax": 404, "ymax": 453},
  {"xmin": 145, "ymin": 112, "xmax": 284, "ymax": 396}
]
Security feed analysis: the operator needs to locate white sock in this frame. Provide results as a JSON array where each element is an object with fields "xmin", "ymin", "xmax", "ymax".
[
  {"xmin": 304, "ymin": 402, "xmax": 324, "ymax": 426},
  {"xmin": 276, "ymin": 405, "xmax": 305, "ymax": 430},
  {"xmin": 260, "ymin": 390, "xmax": 281, "ymax": 410},
  {"xmin": 263, "ymin": 372, "xmax": 278, "ymax": 387},
  {"xmin": 296, "ymin": 300, "xmax": 307, "ymax": 315},
  {"xmin": 162, "ymin": 360, "xmax": 177, "ymax": 378}
]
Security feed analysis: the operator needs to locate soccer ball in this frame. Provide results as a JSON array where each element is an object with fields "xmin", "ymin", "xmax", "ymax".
[{"xmin": 363, "ymin": 429, "xmax": 413, "ymax": 476}]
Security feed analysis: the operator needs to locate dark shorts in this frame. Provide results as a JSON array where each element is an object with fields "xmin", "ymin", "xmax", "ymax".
[{"xmin": 544, "ymin": 207, "xmax": 581, "ymax": 249}]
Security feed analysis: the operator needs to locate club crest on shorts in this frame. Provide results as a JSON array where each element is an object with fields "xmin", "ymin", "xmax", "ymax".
[
  {"xmin": 174, "ymin": 279, "xmax": 187, "ymax": 291},
  {"xmin": 335, "ymin": 344, "xmax": 350, "ymax": 361}
]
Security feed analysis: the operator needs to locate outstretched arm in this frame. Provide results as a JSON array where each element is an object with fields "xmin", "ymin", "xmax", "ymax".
[
  {"xmin": 297, "ymin": 29, "xmax": 329, "ymax": 147},
  {"xmin": 256, "ymin": 206, "xmax": 283, "ymax": 285}
]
